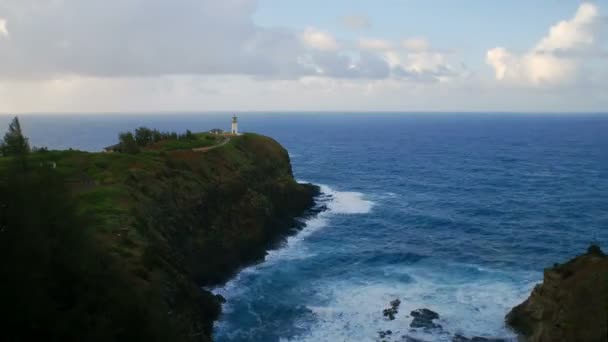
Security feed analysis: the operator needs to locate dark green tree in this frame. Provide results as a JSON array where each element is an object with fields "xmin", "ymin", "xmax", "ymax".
[
  {"xmin": 134, "ymin": 127, "xmax": 153, "ymax": 146},
  {"xmin": 0, "ymin": 165, "xmax": 180, "ymax": 342},
  {"xmin": 1, "ymin": 116, "xmax": 30, "ymax": 157},
  {"xmin": 118, "ymin": 132, "xmax": 140, "ymax": 154}
]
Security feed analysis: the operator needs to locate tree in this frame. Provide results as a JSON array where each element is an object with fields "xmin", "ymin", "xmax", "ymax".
[
  {"xmin": 134, "ymin": 127, "xmax": 153, "ymax": 147},
  {"xmin": 2, "ymin": 116, "xmax": 30, "ymax": 157},
  {"xmin": 119, "ymin": 132, "xmax": 140, "ymax": 154},
  {"xmin": 0, "ymin": 164, "xmax": 178, "ymax": 341}
]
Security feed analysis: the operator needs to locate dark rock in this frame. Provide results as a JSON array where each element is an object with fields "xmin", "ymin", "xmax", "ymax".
[
  {"xmin": 506, "ymin": 245, "xmax": 608, "ymax": 342},
  {"xmin": 377, "ymin": 330, "xmax": 393, "ymax": 339},
  {"xmin": 215, "ymin": 294, "xmax": 226, "ymax": 304},
  {"xmin": 383, "ymin": 298, "xmax": 402, "ymax": 320},
  {"xmin": 402, "ymin": 336, "xmax": 428, "ymax": 342},
  {"xmin": 452, "ymin": 334, "xmax": 507, "ymax": 342},
  {"xmin": 409, "ymin": 308, "xmax": 441, "ymax": 330}
]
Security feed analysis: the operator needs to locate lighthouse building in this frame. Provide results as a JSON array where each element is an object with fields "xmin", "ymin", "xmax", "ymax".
[{"xmin": 231, "ymin": 115, "xmax": 239, "ymax": 135}]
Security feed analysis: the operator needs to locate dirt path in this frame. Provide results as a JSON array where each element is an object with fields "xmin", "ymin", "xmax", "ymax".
[{"xmin": 191, "ymin": 136, "xmax": 230, "ymax": 153}]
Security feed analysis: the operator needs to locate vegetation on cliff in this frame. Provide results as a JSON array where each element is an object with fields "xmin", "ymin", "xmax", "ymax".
[
  {"xmin": 0, "ymin": 117, "xmax": 318, "ymax": 341},
  {"xmin": 507, "ymin": 245, "xmax": 608, "ymax": 342},
  {"xmin": 115, "ymin": 126, "xmax": 223, "ymax": 153}
]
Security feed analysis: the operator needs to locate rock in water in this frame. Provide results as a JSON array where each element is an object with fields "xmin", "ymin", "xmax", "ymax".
[
  {"xmin": 410, "ymin": 308, "xmax": 441, "ymax": 330},
  {"xmin": 452, "ymin": 334, "xmax": 507, "ymax": 342},
  {"xmin": 506, "ymin": 245, "xmax": 608, "ymax": 342},
  {"xmin": 383, "ymin": 298, "xmax": 402, "ymax": 320}
]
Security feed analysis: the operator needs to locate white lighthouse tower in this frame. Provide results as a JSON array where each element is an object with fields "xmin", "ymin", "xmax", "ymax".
[{"xmin": 231, "ymin": 115, "xmax": 239, "ymax": 135}]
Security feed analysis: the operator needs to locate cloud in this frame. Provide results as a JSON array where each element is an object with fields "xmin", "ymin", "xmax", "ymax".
[
  {"xmin": 358, "ymin": 38, "xmax": 392, "ymax": 51},
  {"xmin": 0, "ymin": 1, "xmax": 407, "ymax": 81},
  {"xmin": 0, "ymin": 19, "xmax": 8, "ymax": 38},
  {"xmin": 403, "ymin": 38, "xmax": 431, "ymax": 52},
  {"xmin": 536, "ymin": 3, "xmax": 598, "ymax": 52},
  {"xmin": 0, "ymin": 0, "xmax": 294, "ymax": 78},
  {"xmin": 301, "ymin": 27, "xmax": 339, "ymax": 51},
  {"xmin": 487, "ymin": 3, "xmax": 602, "ymax": 85},
  {"xmin": 0, "ymin": 0, "xmax": 477, "ymax": 114},
  {"xmin": 340, "ymin": 15, "xmax": 371, "ymax": 30},
  {"xmin": 0, "ymin": 0, "xmax": 460, "ymax": 83}
]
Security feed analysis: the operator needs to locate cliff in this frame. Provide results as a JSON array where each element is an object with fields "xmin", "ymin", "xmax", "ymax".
[
  {"xmin": 0, "ymin": 133, "xmax": 318, "ymax": 342},
  {"xmin": 506, "ymin": 245, "xmax": 608, "ymax": 342}
]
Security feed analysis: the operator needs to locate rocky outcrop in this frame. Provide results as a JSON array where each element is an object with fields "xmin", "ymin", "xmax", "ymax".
[
  {"xmin": 506, "ymin": 245, "xmax": 608, "ymax": 342},
  {"xmin": 377, "ymin": 301, "xmax": 506, "ymax": 342},
  {"xmin": 409, "ymin": 308, "xmax": 441, "ymax": 330},
  {"xmin": 383, "ymin": 299, "xmax": 402, "ymax": 320}
]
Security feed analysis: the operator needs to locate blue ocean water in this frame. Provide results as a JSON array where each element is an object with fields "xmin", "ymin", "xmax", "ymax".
[{"xmin": 4, "ymin": 113, "xmax": 607, "ymax": 341}]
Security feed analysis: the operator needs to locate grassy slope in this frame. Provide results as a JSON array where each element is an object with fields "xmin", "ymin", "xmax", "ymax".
[{"xmin": 3, "ymin": 133, "xmax": 318, "ymax": 341}]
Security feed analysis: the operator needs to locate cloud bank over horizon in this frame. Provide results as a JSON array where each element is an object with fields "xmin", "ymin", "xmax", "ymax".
[
  {"xmin": 0, "ymin": 1, "xmax": 606, "ymax": 112},
  {"xmin": 487, "ymin": 3, "xmax": 603, "ymax": 86}
]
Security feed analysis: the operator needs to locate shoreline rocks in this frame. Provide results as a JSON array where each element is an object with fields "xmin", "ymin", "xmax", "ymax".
[
  {"xmin": 377, "ymin": 300, "xmax": 509, "ymax": 342},
  {"xmin": 409, "ymin": 308, "xmax": 441, "ymax": 330},
  {"xmin": 383, "ymin": 299, "xmax": 402, "ymax": 320},
  {"xmin": 506, "ymin": 245, "xmax": 608, "ymax": 342}
]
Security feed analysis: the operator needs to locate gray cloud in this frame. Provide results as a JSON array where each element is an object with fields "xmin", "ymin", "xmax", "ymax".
[
  {"xmin": 0, "ymin": 0, "xmax": 307, "ymax": 79},
  {"xmin": 340, "ymin": 15, "xmax": 372, "ymax": 30},
  {"xmin": 0, "ymin": 0, "xmax": 456, "ymax": 83}
]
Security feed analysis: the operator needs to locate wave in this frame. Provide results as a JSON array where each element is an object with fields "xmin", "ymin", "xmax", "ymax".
[
  {"xmin": 213, "ymin": 183, "xmax": 375, "ymax": 336},
  {"xmin": 287, "ymin": 266, "xmax": 534, "ymax": 342},
  {"xmin": 216, "ymin": 183, "xmax": 375, "ymax": 278},
  {"xmin": 319, "ymin": 184, "xmax": 374, "ymax": 214}
]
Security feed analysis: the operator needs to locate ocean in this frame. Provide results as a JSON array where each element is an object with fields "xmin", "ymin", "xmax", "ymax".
[{"xmin": 4, "ymin": 112, "xmax": 607, "ymax": 341}]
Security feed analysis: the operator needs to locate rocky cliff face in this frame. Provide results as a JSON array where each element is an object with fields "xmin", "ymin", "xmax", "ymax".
[
  {"xmin": 124, "ymin": 134, "xmax": 319, "ymax": 341},
  {"xmin": 11, "ymin": 133, "xmax": 320, "ymax": 342},
  {"xmin": 506, "ymin": 245, "xmax": 608, "ymax": 342}
]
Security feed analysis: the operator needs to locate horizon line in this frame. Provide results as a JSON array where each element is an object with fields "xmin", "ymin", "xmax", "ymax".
[{"xmin": 2, "ymin": 110, "xmax": 608, "ymax": 116}]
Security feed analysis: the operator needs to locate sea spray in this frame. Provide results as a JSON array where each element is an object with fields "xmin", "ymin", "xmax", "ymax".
[{"xmin": 214, "ymin": 184, "xmax": 375, "ymax": 339}]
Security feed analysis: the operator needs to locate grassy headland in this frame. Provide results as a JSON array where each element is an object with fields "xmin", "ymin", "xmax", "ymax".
[{"xmin": 0, "ymin": 124, "xmax": 318, "ymax": 342}]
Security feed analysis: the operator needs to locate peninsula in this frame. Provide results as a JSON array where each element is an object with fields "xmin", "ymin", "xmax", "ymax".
[{"xmin": 0, "ymin": 117, "xmax": 319, "ymax": 342}]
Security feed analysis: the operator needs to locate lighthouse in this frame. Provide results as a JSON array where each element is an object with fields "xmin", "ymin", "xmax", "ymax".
[{"xmin": 231, "ymin": 115, "xmax": 239, "ymax": 135}]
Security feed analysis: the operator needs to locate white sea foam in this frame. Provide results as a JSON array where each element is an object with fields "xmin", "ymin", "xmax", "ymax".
[
  {"xmin": 286, "ymin": 266, "xmax": 536, "ymax": 342},
  {"xmin": 319, "ymin": 184, "xmax": 374, "ymax": 214},
  {"xmin": 215, "ymin": 184, "xmax": 374, "ymax": 279},
  {"xmin": 263, "ymin": 184, "xmax": 373, "ymax": 263},
  {"xmin": 214, "ymin": 183, "xmax": 537, "ymax": 342},
  {"xmin": 213, "ymin": 183, "xmax": 375, "ymax": 332}
]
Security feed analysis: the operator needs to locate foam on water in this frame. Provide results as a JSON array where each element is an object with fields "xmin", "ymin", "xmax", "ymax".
[
  {"xmin": 319, "ymin": 184, "xmax": 374, "ymax": 214},
  {"xmin": 286, "ymin": 264, "xmax": 535, "ymax": 342},
  {"xmin": 213, "ymin": 184, "xmax": 375, "ymax": 337},
  {"xmin": 262, "ymin": 184, "xmax": 374, "ymax": 263},
  {"xmin": 214, "ymin": 183, "xmax": 539, "ymax": 341}
]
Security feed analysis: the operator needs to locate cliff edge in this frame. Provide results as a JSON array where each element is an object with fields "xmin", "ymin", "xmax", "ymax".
[
  {"xmin": 506, "ymin": 245, "xmax": 608, "ymax": 342},
  {"xmin": 0, "ymin": 133, "xmax": 318, "ymax": 342}
]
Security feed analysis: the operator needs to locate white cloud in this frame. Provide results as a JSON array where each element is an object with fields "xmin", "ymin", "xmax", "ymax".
[
  {"xmin": 0, "ymin": 19, "xmax": 8, "ymax": 38},
  {"xmin": 403, "ymin": 38, "xmax": 430, "ymax": 52},
  {"xmin": 536, "ymin": 3, "xmax": 598, "ymax": 52},
  {"xmin": 487, "ymin": 3, "xmax": 601, "ymax": 85},
  {"xmin": 0, "ymin": 1, "xmax": 402, "ymax": 81},
  {"xmin": 358, "ymin": 38, "xmax": 392, "ymax": 51},
  {"xmin": 301, "ymin": 27, "xmax": 339, "ymax": 51},
  {"xmin": 341, "ymin": 15, "xmax": 371, "ymax": 30},
  {"xmin": 5, "ymin": 1, "xmax": 603, "ymax": 112}
]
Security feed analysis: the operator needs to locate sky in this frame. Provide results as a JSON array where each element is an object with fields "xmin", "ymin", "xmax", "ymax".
[{"xmin": 0, "ymin": 0, "xmax": 607, "ymax": 113}]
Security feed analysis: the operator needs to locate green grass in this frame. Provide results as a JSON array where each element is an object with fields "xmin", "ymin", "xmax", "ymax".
[
  {"xmin": 0, "ymin": 133, "xmax": 260, "ymax": 261},
  {"xmin": 152, "ymin": 133, "xmax": 222, "ymax": 151}
]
